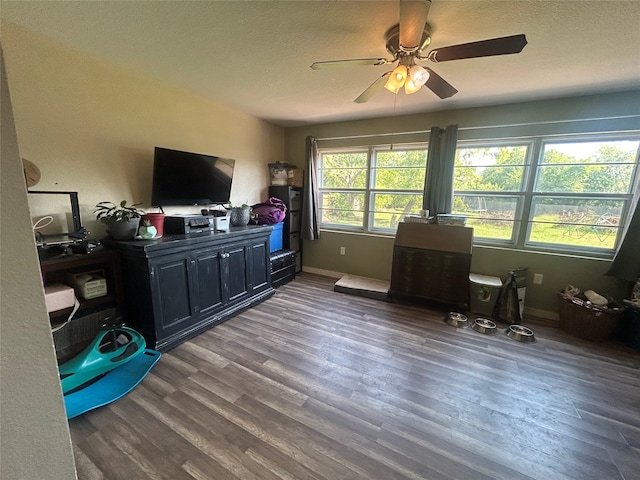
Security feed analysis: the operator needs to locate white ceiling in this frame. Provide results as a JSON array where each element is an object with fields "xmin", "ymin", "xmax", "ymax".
[{"xmin": 2, "ymin": 0, "xmax": 640, "ymax": 128}]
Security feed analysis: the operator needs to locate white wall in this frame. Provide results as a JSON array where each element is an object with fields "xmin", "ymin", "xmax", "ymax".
[{"xmin": 1, "ymin": 46, "xmax": 77, "ymax": 480}]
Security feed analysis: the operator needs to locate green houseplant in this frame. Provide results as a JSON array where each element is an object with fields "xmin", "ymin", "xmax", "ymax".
[{"xmin": 94, "ymin": 200, "xmax": 144, "ymax": 240}]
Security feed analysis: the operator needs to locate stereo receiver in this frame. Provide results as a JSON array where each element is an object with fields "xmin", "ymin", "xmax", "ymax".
[{"xmin": 164, "ymin": 214, "xmax": 230, "ymax": 234}]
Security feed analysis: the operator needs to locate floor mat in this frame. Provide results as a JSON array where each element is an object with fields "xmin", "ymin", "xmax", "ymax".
[
  {"xmin": 334, "ymin": 274, "xmax": 390, "ymax": 301},
  {"xmin": 64, "ymin": 349, "xmax": 161, "ymax": 419}
]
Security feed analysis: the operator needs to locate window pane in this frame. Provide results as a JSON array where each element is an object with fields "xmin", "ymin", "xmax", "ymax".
[
  {"xmin": 376, "ymin": 149, "xmax": 428, "ymax": 168},
  {"xmin": 371, "ymin": 193, "xmax": 422, "ymax": 230},
  {"xmin": 319, "ymin": 192, "xmax": 365, "ymax": 227},
  {"xmin": 455, "ymin": 146, "xmax": 527, "ymax": 192},
  {"xmin": 453, "ymin": 195, "xmax": 518, "ymax": 240},
  {"xmin": 373, "ymin": 149, "xmax": 427, "ymax": 190},
  {"xmin": 537, "ymin": 141, "xmax": 638, "ymax": 193},
  {"xmin": 320, "ymin": 152, "xmax": 368, "ymax": 189},
  {"xmin": 528, "ymin": 197, "xmax": 624, "ymax": 249}
]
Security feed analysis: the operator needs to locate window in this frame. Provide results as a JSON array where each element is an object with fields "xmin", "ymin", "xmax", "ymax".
[
  {"xmin": 528, "ymin": 139, "xmax": 638, "ymax": 251},
  {"xmin": 453, "ymin": 136, "xmax": 640, "ymax": 254},
  {"xmin": 453, "ymin": 144, "xmax": 530, "ymax": 242},
  {"xmin": 318, "ymin": 146, "xmax": 427, "ymax": 233}
]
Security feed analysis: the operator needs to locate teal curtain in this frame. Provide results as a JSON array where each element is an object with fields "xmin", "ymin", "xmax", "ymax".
[
  {"xmin": 606, "ymin": 197, "xmax": 640, "ymax": 282},
  {"xmin": 301, "ymin": 136, "xmax": 320, "ymax": 240},
  {"xmin": 422, "ymin": 124, "xmax": 459, "ymax": 215}
]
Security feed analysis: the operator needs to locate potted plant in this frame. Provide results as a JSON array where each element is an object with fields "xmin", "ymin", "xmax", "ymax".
[
  {"xmin": 94, "ymin": 200, "xmax": 143, "ymax": 240},
  {"xmin": 140, "ymin": 211, "xmax": 165, "ymax": 238},
  {"xmin": 227, "ymin": 202, "xmax": 252, "ymax": 227},
  {"xmin": 138, "ymin": 219, "xmax": 158, "ymax": 239}
]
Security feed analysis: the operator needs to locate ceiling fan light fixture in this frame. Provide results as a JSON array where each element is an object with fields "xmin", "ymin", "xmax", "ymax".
[
  {"xmin": 408, "ymin": 64, "xmax": 430, "ymax": 86},
  {"xmin": 404, "ymin": 77, "xmax": 421, "ymax": 94},
  {"xmin": 384, "ymin": 65, "xmax": 407, "ymax": 93}
]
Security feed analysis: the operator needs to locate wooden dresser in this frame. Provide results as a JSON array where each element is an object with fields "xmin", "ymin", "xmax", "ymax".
[{"xmin": 389, "ymin": 223, "xmax": 473, "ymax": 306}]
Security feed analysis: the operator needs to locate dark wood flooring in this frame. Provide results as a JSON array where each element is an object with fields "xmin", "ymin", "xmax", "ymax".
[{"xmin": 69, "ymin": 273, "xmax": 640, "ymax": 480}]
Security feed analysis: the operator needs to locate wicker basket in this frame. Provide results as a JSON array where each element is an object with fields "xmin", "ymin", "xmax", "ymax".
[{"xmin": 557, "ymin": 293, "xmax": 623, "ymax": 341}]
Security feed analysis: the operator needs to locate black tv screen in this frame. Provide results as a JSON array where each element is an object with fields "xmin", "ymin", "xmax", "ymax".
[{"xmin": 151, "ymin": 147, "xmax": 235, "ymax": 206}]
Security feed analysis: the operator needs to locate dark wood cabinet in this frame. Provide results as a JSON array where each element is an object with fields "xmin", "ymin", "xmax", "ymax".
[
  {"xmin": 389, "ymin": 223, "xmax": 473, "ymax": 306},
  {"xmin": 269, "ymin": 185, "xmax": 302, "ymax": 272},
  {"xmin": 107, "ymin": 226, "xmax": 274, "ymax": 351}
]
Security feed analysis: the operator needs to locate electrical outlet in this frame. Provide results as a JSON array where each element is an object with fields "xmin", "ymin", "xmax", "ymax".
[
  {"xmin": 340, "ymin": 246, "xmax": 346, "ymax": 255},
  {"xmin": 533, "ymin": 273, "xmax": 543, "ymax": 285}
]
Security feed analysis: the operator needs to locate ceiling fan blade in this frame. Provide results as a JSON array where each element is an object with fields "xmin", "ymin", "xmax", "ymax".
[
  {"xmin": 310, "ymin": 58, "xmax": 390, "ymax": 70},
  {"xmin": 426, "ymin": 34, "xmax": 527, "ymax": 62},
  {"xmin": 424, "ymin": 68, "xmax": 457, "ymax": 99},
  {"xmin": 399, "ymin": 0, "xmax": 431, "ymax": 52},
  {"xmin": 354, "ymin": 72, "xmax": 392, "ymax": 103}
]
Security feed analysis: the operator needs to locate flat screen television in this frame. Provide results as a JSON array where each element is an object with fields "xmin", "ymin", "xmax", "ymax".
[{"xmin": 151, "ymin": 147, "xmax": 235, "ymax": 206}]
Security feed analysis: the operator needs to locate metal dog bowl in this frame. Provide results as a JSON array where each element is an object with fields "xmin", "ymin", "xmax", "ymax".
[
  {"xmin": 445, "ymin": 312, "xmax": 470, "ymax": 328},
  {"xmin": 471, "ymin": 318, "xmax": 499, "ymax": 335},
  {"xmin": 505, "ymin": 324, "xmax": 536, "ymax": 343}
]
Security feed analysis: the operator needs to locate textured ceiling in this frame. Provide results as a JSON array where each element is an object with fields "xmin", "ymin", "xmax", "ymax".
[{"xmin": 2, "ymin": 0, "xmax": 640, "ymax": 127}]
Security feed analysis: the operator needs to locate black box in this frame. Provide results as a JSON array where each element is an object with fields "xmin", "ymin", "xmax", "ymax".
[
  {"xmin": 270, "ymin": 249, "xmax": 296, "ymax": 288},
  {"xmin": 164, "ymin": 214, "xmax": 216, "ymax": 234}
]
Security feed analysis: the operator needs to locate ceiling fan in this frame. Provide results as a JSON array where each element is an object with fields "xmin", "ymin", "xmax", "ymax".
[{"xmin": 310, "ymin": 0, "xmax": 527, "ymax": 103}]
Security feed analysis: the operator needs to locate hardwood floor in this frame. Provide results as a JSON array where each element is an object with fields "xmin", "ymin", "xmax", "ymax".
[{"xmin": 69, "ymin": 273, "xmax": 640, "ymax": 480}]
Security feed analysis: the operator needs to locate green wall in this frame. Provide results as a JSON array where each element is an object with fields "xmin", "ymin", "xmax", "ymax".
[{"xmin": 284, "ymin": 91, "xmax": 640, "ymax": 317}]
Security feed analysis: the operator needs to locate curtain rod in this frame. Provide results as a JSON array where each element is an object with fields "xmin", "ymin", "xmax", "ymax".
[{"xmin": 315, "ymin": 114, "xmax": 640, "ymax": 142}]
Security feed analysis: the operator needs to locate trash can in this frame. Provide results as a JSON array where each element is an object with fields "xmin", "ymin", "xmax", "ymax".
[{"xmin": 469, "ymin": 273, "xmax": 503, "ymax": 316}]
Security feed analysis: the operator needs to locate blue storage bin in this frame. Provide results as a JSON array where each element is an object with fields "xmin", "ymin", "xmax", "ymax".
[{"xmin": 269, "ymin": 222, "xmax": 283, "ymax": 253}]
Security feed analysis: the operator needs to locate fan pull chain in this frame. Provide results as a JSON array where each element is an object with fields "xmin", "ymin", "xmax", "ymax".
[{"xmin": 390, "ymin": 93, "xmax": 398, "ymax": 150}]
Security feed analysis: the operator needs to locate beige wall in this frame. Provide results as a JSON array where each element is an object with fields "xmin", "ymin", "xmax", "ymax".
[
  {"xmin": 2, "ymin": 22, "xmax": 284, "ymax": 238},
  {"xmin": 0, "ymin": 23, "xmax": 285, "ymax": 478},
  {"xmin": 1, "ymin": 47, "xmax": 77, "ymax": 480},
  {"xmin": 285, "ymin": 91, "xmax": 640, "ymax": 317}
]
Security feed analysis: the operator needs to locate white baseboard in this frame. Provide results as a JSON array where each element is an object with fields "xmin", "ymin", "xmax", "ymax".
[
  {"xmin": 301, "ymin": 266, "xmax": 345, "ymax": 279},
  {"xmin": 523, "ymin": 306, "xmax": 558, "ymax": 321},
  {"xmin": 301, "ymin": 267, "xmax": 560, "ymax": 324}
]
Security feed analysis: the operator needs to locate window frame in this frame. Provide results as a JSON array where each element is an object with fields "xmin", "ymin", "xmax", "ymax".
[
  {"xmin": 454, "ymin": 133, "xmax": 640, "ymax": 256},
  {"xmin": 318, "ymin": 144, "xmax": 428, "ymax": 234},
  {"xmin": 316, "ymin": 131, "xmax": 640, "ymax": 259},
  {"xmin": 452, "ymin": 139, "xmax": 534, "ymax": 247},
  {"xmin": 522, "ymin": 134, "xmax": 640, "ymax": 255}
]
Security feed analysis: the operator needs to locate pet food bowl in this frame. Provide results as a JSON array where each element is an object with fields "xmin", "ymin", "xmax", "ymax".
[
  {"xmin": 505, "ymin": 324, "xmax": 536, "ymax": 343},
  {"xmin": 445, "ymin": 312, "xmax": 470, "ymax": 328},
  {"xmin": 471, "ymin": 318, "xmax": 499, "ymax": 335}
]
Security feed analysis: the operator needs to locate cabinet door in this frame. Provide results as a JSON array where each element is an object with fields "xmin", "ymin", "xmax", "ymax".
[
  {"xmin": 224, "ymin": 244, "xmax": 249, "ymax": 302},
  {"xmin": 249, "ymin": 238, "xmax": 269, "ymax": 293},
  {"xmin": 151, "ymin": 255, "xmax": 198, "ymax": 337},
  {"xmin": 194, "ymin": 248, "xmax": 224, "ymax": 316}
]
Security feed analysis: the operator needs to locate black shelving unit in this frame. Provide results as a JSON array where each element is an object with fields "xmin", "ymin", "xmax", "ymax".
[{"xmin": 269, "ymin": 185, "xmax": 303, "ymax": 272}]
